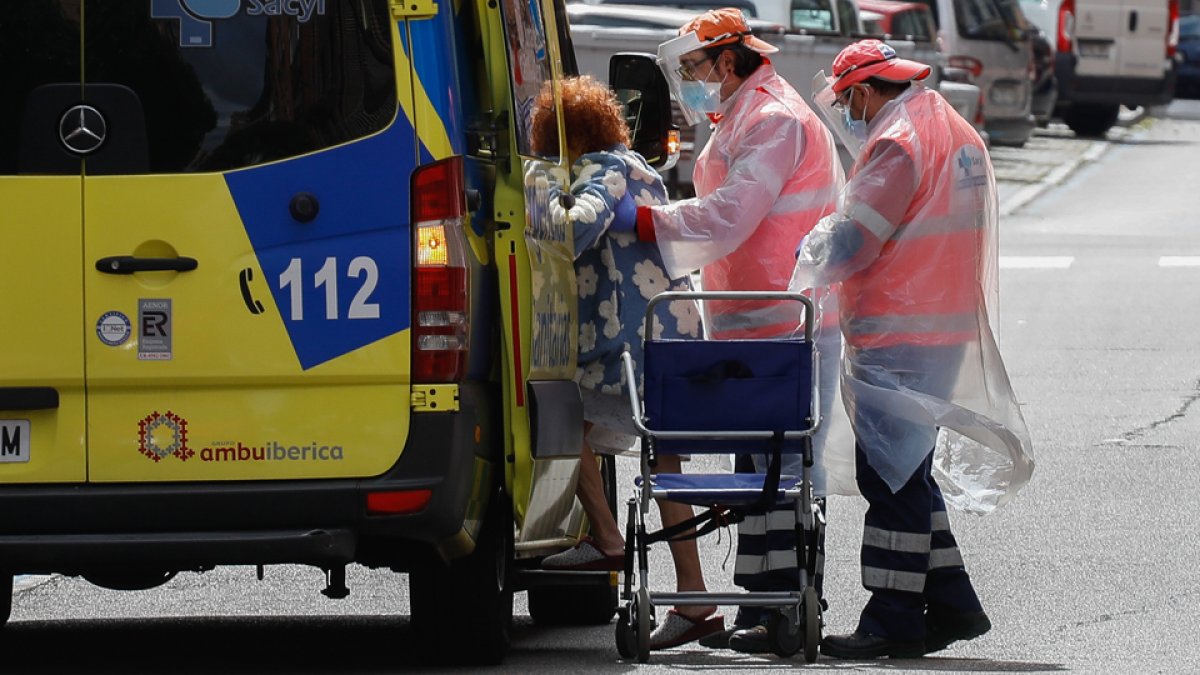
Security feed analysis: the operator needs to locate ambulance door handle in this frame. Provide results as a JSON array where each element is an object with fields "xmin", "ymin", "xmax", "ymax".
[
  {"xmin": 0, "ymin": 387, "xmax": 58, "ymax": 410},
  {"xmin": 96, "ymin": 256, "xmax": 198, "ymax": 274}
]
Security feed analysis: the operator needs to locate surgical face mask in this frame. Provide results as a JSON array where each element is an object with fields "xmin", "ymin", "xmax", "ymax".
[
  {"xmin": 841, "ymin": 105, "xmax": 868, "ymax": 143},
  {"xmin": 678, "ymin": 80, "xmax": 722, "ymax": 116},
  {"xmin": 838, "ymin": 86, "xmax": 870, "ymax": 154}
]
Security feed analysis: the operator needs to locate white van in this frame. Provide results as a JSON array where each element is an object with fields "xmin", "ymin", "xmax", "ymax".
[
  {"xmin": 1019, "ymin": 0, "xmax": 1177, "ymax": 136},
  {"xmin": 916, "ymin": 0, "xmax": 1039, "ymax": 146}
]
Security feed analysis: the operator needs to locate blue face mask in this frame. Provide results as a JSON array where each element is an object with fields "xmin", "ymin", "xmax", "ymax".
[
  {"xmin": 839, "ymin": 86, "xmax": 870, "ymax": 153},
  {"xmin": 678, "ymin": 80, "xmax": 721, "ymax": 118},
  {"xmin": 841, "ymin": 105, "xmax": 868, "ymax": 143}
]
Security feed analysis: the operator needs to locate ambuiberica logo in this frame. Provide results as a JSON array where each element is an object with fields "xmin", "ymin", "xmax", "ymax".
[
  {"xmin": 137, "ymin": 411, "xmax": 346, "ymax": 463},
  {"xmin": 151, "ymin": 0, "xmax": 328, "ymax": 48}
]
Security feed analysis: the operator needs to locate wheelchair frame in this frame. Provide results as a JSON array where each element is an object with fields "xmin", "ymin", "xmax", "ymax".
[{"xmin": 614, "ymin": 290, "xmax": 826, "ymax": 663}]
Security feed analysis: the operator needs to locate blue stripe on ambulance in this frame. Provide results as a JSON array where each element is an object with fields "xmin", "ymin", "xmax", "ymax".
[{"xmin": 224, "ymin": 118, "xmax": 416, "ymax": 370}]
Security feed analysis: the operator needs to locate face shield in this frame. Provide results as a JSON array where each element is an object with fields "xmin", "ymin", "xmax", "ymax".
[
  {"xmin": 812, "ymin": 71, "xmax": 866, "ymax": 159},
  {"xmin": 658, "ymin": 32, "xmax": 722, "ymax": 127}
]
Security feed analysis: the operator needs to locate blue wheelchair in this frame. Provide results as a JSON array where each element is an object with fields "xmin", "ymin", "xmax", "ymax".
[{"xmin": 615, "ymin": 291, "xmax": 826, "ymax": 663}]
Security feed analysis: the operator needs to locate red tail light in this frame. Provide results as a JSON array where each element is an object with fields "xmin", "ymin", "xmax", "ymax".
[
  {"xmin": 1057, "ymin": 0, "xmax": 1075, "ymax": 54},
  {"xmin": 411, "ymin": 157, "xmax": 469, "ymax": 383},
  {"xmin": 1167, "ymin": 0, "xmax": 1179, "ymax": 58},
  {"xmin": 948, "ymin": 55, "xmax": 984, "ymax": 78},
  {"xmin": 367, "ymin": 489, "xmax": 432, "ymax": 514}
]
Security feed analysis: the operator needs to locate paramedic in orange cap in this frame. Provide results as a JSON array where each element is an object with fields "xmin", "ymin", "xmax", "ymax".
[
  {"xmin": 635, "ymin": 6, "xmax": 854, "ymax": 654},
  {"xmin": 791, "ymin": 39, "xmax": 1034, "ymax": 659}
]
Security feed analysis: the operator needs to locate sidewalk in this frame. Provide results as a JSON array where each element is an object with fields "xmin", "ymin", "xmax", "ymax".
[{"xmin": 993, "ymin": 106, "xmax": 1149, "ymax": 216}]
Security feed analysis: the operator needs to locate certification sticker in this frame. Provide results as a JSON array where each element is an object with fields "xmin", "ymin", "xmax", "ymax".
[{"xmin": 96, "ymin": 311, "xmax": 132, "ymax": 346}]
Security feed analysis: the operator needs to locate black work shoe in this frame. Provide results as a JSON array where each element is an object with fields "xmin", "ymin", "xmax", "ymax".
[
  {"xmin": 925, "ymin": 610, "xmax": 991, "ymax": 654},
  {"xmin": 698, "ymin": 626, "xmax": 740, "ymax": 649},
  {"xmin": 727, "ymin": 624, "xmax": 772, "ymax": 654},
  {"xmin": 820, "ymin": 630, "xmax": 925, "ymax": 659}
]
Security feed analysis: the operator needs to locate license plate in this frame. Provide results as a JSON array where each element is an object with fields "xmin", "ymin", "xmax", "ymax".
[
  {"xmin": 989, "ymin": 83, "xmax": 1021, "ymax": 106},
  {"xmin": 0, "ymin": 420, "xmax": 31, "ymax": 463},
  {"xmin": 1079, "ymin": 41, "xmax": 1111, "ymax": 58}
]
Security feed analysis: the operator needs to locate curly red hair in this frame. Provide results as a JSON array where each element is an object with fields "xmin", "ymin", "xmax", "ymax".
[{"xmin": 530, "ymin": 75, "xmax": 631, "ymax": 157}]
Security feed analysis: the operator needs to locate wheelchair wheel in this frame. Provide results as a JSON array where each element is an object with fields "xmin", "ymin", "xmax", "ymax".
[
  {"xmin": 766, "ymin": 609, "xmax": 802, "ymax": 657},
  {"xmin": 803, "ymin": 585, "xmax": 821, "ymax": 663},
  {"xmin": 636, "ymin": 587, "xmax": 651, "ymax": 663},
  {"xmin": 615, "ymin": 608, "xmax": 637, "ymax": 658}
]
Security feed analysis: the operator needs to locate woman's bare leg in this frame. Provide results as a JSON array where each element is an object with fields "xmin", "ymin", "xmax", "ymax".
[
  {"xmin": 654, "ymin": 454, "xmax": 717, "ymax": 620},
  {"xmin": 578, "ymin": 429, "xmax": 624, "ymax": 556}
]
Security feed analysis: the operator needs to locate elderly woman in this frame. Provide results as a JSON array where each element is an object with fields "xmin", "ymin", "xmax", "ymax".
[{"xmin": 532, "ymin": 75, "xmax": 723, "ymax": 649}]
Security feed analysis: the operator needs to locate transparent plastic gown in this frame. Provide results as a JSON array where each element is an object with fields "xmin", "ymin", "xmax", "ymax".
[{"xmin": 791, "ymin": 83, "xmax": 1034, "ymax": 514}]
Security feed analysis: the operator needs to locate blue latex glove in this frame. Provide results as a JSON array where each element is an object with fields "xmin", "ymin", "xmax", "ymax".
[{"xmin": 609, "ymin": 191, "xmax": 637, "ymax": 233}]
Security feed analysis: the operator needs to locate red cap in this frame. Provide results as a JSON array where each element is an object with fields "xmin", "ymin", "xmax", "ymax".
[
  {"xmin": 831, "ymin": 39, "xmax": 931, "ymax": 94},
  {"xmin": 680, "ymin": 8, "xmax": 778, "ymax": 54}
]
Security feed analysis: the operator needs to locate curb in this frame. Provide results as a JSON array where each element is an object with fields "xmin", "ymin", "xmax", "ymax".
[
  {"xmin": 1000, "ymin": 109, "xmax": 1150, "ymax": 217},
  {"xmin": 999, "ymin": 140, "xmax": 1105, "ymax": 216}
]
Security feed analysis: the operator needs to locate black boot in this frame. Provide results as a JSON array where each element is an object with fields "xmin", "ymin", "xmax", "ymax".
[
  {"xmin": 924, "ymin": 610, "xmax": 991, "ymax": 654},
  {"xmin": 820, "ymin": 630, "xmax": 925, "ymax": 659}
]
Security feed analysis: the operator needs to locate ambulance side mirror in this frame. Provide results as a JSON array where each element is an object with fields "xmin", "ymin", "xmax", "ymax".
[{"xmin": 609, "ymin": 52, "xmax": 679, "ymax": 171}]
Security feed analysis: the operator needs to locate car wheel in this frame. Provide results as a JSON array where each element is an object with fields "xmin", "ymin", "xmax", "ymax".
[
  {"xmin": 410, "ymin": 489, "xmax": 514, "ymax": 665},
  {"xmin": 1064, "ymin": 103, "xmax": 1120, "ymax": 138}
]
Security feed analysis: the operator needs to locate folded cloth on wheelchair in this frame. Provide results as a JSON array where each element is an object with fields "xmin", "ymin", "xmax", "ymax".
[{"xmin": 638, "ymin": 472, "xmax": 802, "ymax": 507}]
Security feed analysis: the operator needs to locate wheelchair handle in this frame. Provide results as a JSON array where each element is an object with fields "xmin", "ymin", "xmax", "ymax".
[{"xmin": 643, "ymin": 291, "xmax": 817, "ymax": 343}]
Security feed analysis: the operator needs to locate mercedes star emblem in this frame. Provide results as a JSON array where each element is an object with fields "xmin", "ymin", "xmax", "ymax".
[{"xmin": 59, "ymin": 104, "xmax": 107, "ymax": 155}]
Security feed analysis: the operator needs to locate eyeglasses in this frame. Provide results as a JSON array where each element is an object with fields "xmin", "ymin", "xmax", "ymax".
[
  {"xmin": 674, "ymin": 55, "xmax": 710, "ymax": 81},
  {"xmin": 832, "ymin": 88, "xmax": 853, "ymax": 111}
]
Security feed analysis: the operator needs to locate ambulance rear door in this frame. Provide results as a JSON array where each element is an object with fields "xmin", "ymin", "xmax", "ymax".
[
  {"xmin": 76, "ymin": 1, "xmax": 416, "ymax": 482},
  {"xmin": 0, "ymin": 3, "xmax": 85, "ymax": 482}
]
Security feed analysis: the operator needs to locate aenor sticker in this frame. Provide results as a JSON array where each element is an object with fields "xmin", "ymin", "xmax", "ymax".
[
  {"xmin": 138, "ymin": 298, "xmax": 173, "ymax": 361},
  {"xmin": 96, "ymin": 311, "xmax": 132, "ymax": 346}
]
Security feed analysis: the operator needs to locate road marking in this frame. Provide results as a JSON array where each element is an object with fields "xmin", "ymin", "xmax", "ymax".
[
  {"xmin": 1159, "ymin": 256, "xmax": 1200, "ymax": 267},
  {"xmin": 1000, "ymin": 256, "xmax": 1074, "ymax": 269}
]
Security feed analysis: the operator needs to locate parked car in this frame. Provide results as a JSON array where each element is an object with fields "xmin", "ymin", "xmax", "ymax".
[
  {"xmin": 1020, "ymin": 0, "xmax": 1178, "ymax": 137},
  {"xmin": 568, "ymin": 3, "xmax": 789, "ymax": 195},
  {"xmin": 915, "ymin": 0, "xmax": 1039, "ymax": 146},
  {"xmin": 767, "ymin": 0, "xmax": 867, "ymax": 33},
  {"xmin": 1030, "ymin": 26, "xmax": 1058, "ymax": 124},
  {"xmin": 857, "ymin": 0, "xmax": 988, "ymax": 140},
  {"xmin": 1177, "ymin": 13, "xmax": 1200, "ymax": 98},
  {"xmin": 858, "ymin": 0, "xmax": 938, "ymax": 39},
  {"xmin": 589, "ymin": 0, "xmax": 763, "ymax": 19},
  {"xmin": 568, "ymin": 2, "xmax": 781, "ymax": 29}
]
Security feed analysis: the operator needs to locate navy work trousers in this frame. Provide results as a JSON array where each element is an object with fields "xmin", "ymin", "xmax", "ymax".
[{"xmin": 854, "ymin": 443, "xmax": 982, "ymax": 641}]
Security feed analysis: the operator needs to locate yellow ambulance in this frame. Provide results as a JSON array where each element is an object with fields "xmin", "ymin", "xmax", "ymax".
[{"xmin": 0, "ymin": 0, "xmax": 675, "ymax": 664}]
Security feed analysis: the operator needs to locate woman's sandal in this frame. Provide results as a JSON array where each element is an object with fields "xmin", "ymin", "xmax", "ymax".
[
  {"xmin": 540, "ymin": 536, "xmax": 623, "ymax": 571},
  {"xmin": 648, "ymin": 609, "xmax": 726, "ymax": 650}
]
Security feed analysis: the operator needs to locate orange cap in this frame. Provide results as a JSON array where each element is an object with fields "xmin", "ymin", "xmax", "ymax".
[
  {"xmin": 831, "ymin": 39, "xmax": 930, "ymax": 94},
  {"xmin": 679, "ymin": 8, "xmax": 778, "ymax": 55}
]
